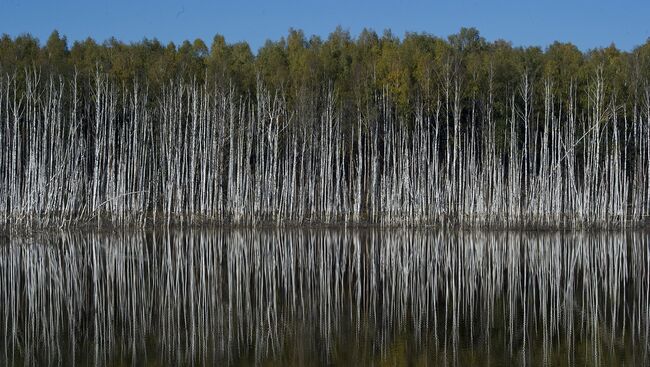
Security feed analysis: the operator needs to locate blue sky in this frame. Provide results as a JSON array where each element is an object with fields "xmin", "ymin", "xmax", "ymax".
[{"xmin": 1, "ymin": 0, "xmax": 648, "ymax": 52}]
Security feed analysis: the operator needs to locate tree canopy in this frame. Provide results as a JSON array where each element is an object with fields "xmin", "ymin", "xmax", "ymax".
[{"xmin": 1, "ymin": 28, "xmax": 649, "ymax": 128}]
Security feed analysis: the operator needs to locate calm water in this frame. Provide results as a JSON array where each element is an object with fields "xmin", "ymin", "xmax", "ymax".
[{"xmin": 1, "ymin": 229, "xmax": 649, "ymax": 366}]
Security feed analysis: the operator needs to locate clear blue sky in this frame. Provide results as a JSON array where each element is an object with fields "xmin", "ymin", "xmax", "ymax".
[{"xmin": 1, "ymin": 0, "xmax": 648, "ymax": 52}]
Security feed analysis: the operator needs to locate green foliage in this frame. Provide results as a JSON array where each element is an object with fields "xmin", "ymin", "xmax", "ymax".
[
  {"xmin": 543, "ymin": 42, "xmax": 584, "ymax": 101},
  {"xmin": 0, "ymin": 28, "xmax": 647, "ymax": 129},
  {"xmin": 43, "ymin": 30, "xmax": 69, "ymax": 75},
  {"xmin": 256, "ymin": 38, "xmax": 288, "ymax": 93}
]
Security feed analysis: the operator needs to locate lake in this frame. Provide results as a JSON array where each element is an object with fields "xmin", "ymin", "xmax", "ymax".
[{"xmin": 1, "ymin": 228, "xmax": 649, "ymax": 366}]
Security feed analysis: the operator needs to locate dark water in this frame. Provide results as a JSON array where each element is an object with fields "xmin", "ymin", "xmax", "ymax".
[{"xmin": 1, "ymin": 229, "xmax": 649, "ymax": 366}]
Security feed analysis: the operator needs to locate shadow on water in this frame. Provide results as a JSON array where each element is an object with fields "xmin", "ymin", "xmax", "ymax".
[{"xmin": 1, "ymin": 229, "xmax": 649, "ymax": 366}]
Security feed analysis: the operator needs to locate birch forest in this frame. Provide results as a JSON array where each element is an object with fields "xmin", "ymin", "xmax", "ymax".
[{"xmin": 2, "ymin": 28, "xmax": 650, "ymax": 229}]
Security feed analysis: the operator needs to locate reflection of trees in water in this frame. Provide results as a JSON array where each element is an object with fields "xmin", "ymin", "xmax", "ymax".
[{"xmin": 1, "ymin": 229, "xmax": 648, "ymax": 366}]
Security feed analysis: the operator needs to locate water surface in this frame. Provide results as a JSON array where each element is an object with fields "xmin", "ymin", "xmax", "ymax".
[{"xmin": 1, "ymin": 229, "xmax": 649, "ymax": 366}]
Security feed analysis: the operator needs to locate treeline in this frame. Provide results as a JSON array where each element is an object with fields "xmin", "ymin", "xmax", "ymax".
[
  {"xmin": 3, "ymin": 28, "xmax": 650, "ymax": 117},
  {"xmin": 1, "ymin": 28, "xmax": 650, "ymax": 228}
]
